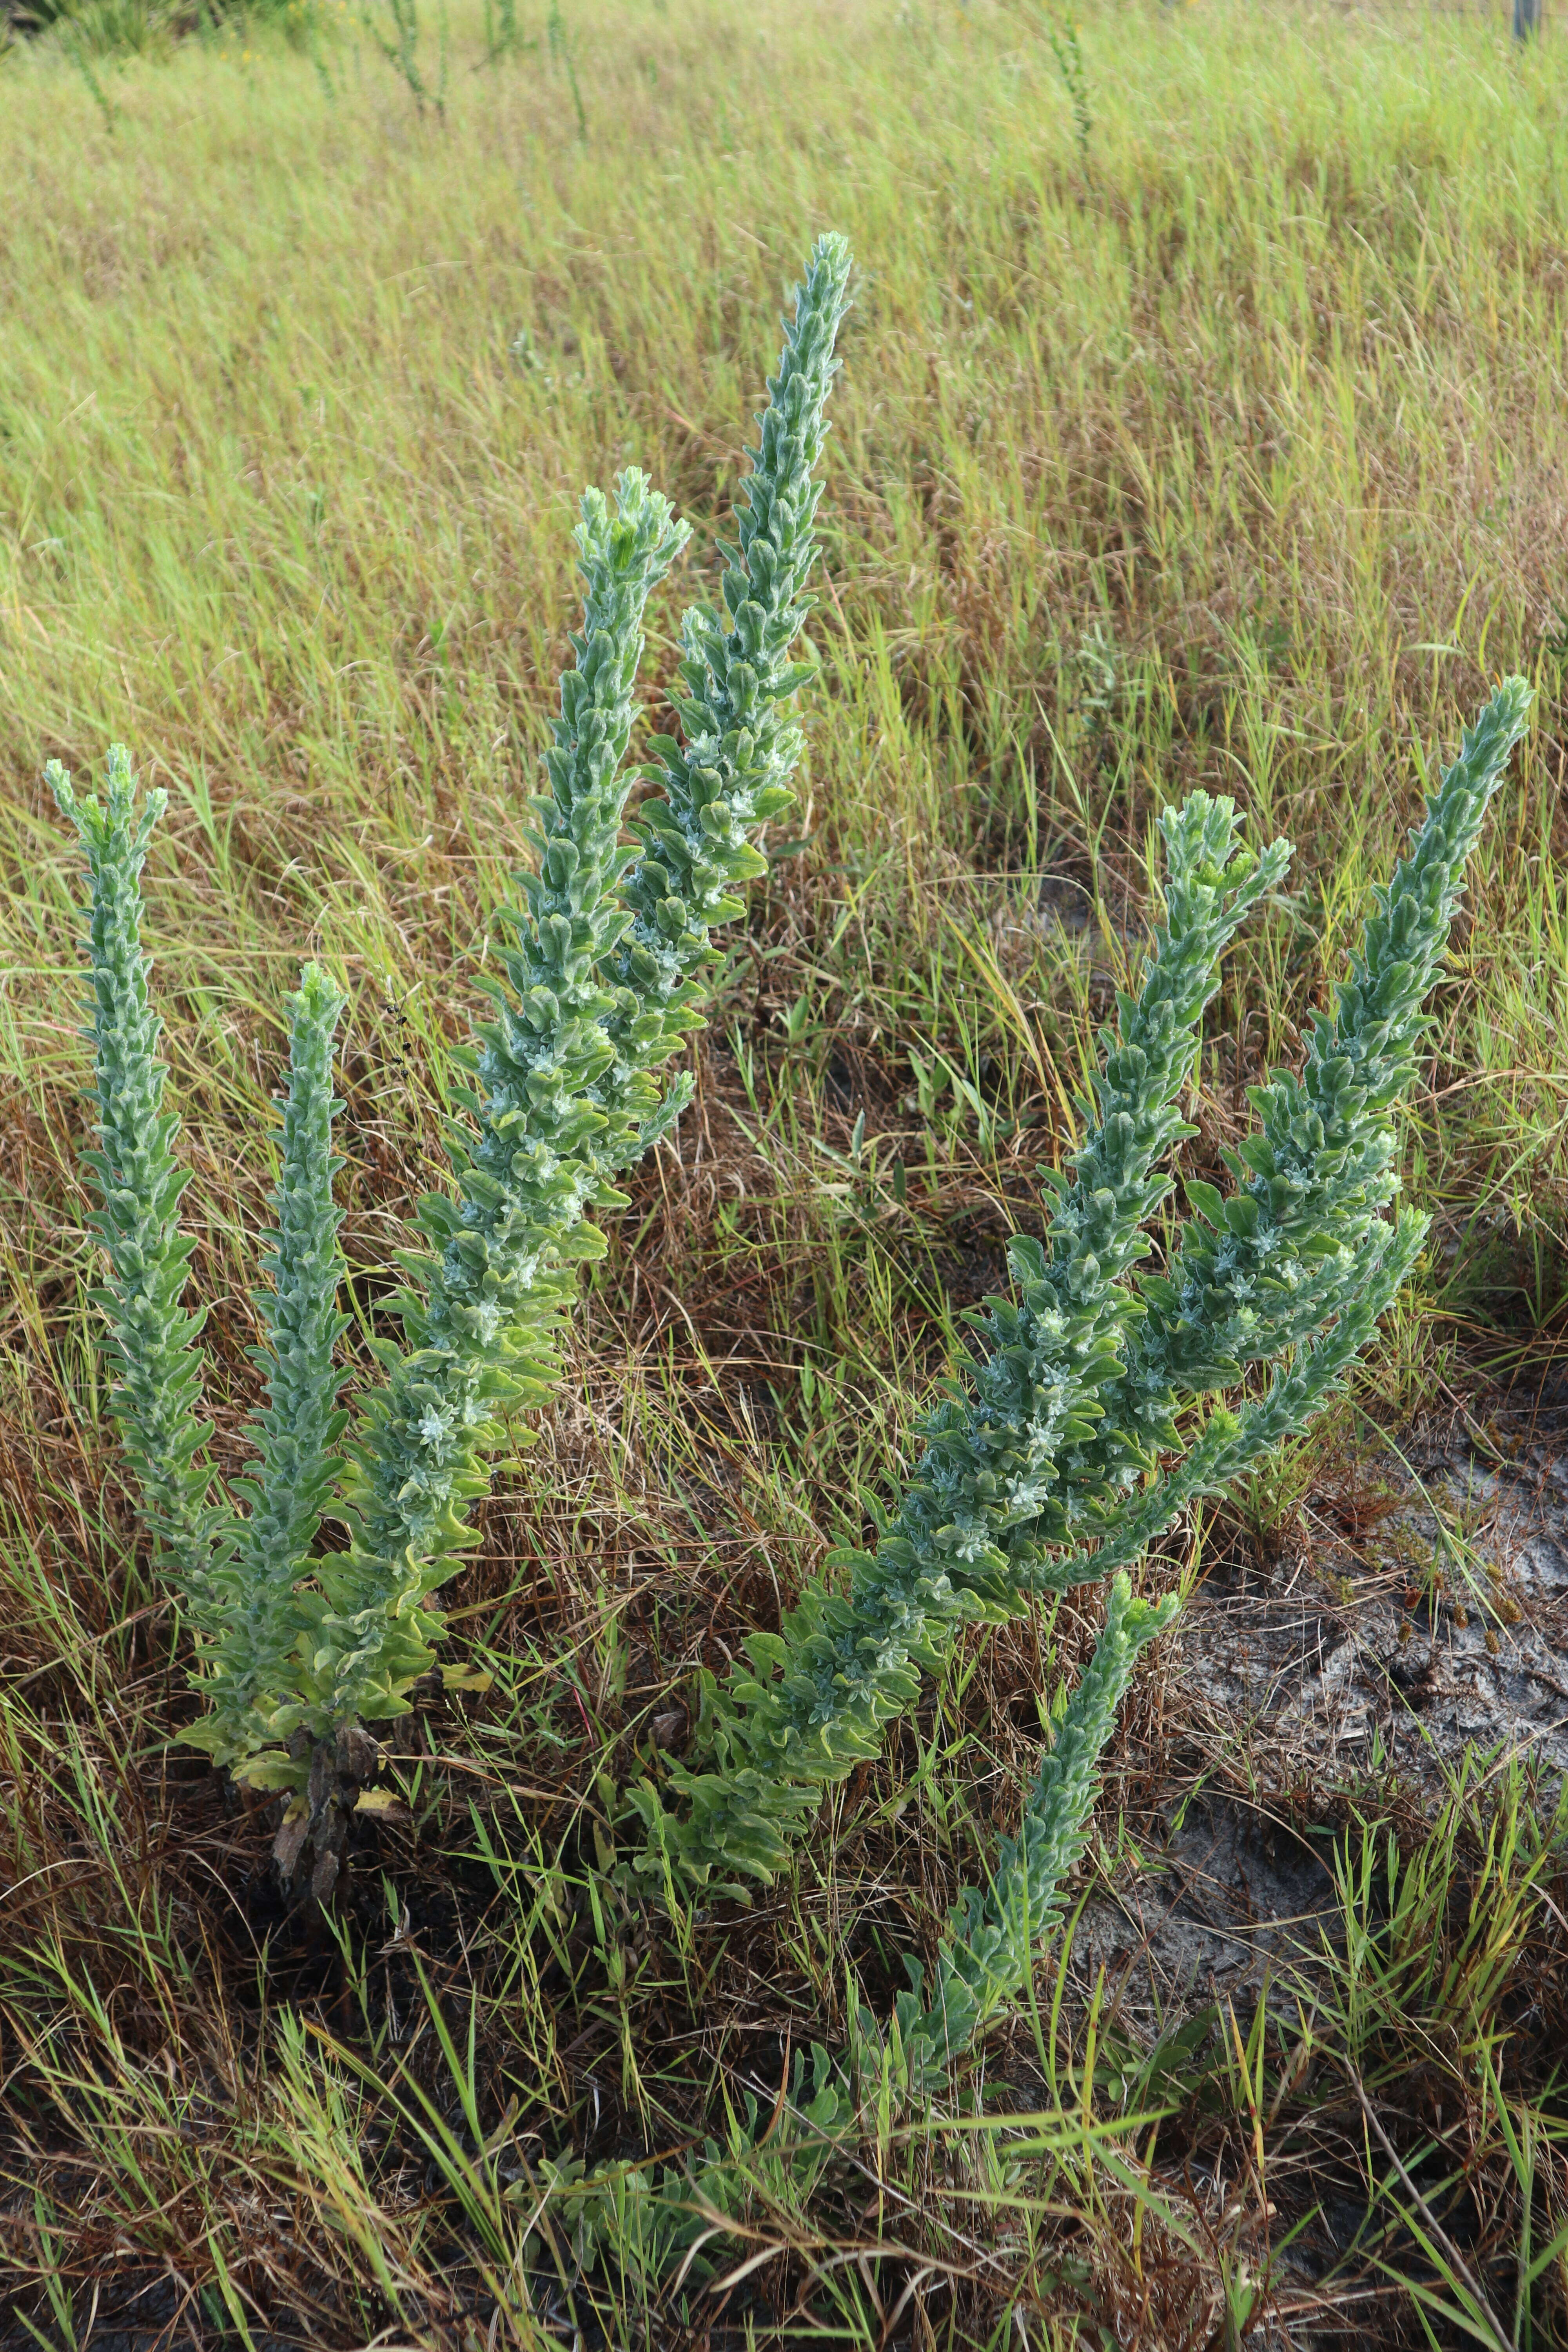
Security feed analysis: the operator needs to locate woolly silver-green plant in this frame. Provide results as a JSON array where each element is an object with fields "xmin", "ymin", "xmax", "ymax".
[
  {"xmin": 305, "ymin": 233, "xmax": 852, "ymax": 1795},
  {"xmin": 210, "ymin": 963, "xmax": 352, "ymax": 1737},
  {"xmin": 51, "ymin": 234, "xmax": 853, "ymax": 1898},
  {"xmin": 631, "ymin": 790, "xmax": 1289, "ymax": 1889},
  {"xmin": 635, "ymin": 675, "xmax": 1534, "ymax": 1901},
  {"xmin": 592, "ymin": 229, "xmax": 851, "ymax": 1167},
  {"xmin": 51, "ymin": 746, "xmax": 221, "ymax": 1601},
  {"xmin": 535, "ymin": 681, "xmax": 1526, "ymax": 2287}
]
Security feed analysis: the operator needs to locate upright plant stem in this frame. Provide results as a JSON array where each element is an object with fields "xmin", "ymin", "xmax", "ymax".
[{"xmin": 50, "ymin": 747, "xmax": 216, "ymax": 1600}]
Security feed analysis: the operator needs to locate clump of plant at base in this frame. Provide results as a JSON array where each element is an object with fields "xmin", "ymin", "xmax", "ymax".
[
  {"xmin": 635, "ymin": 675, "xmax": 1533, "ymax": 1903},
  {"xmin": 520, "ymin": 676, "xmax": 1530, "ymax": 2282},
  {"xmin": 50, "ymin": 232, "xmax": 853, "ymax": 1901}
]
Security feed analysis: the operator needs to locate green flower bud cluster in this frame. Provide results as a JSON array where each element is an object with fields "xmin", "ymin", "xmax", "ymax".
[
  {"xmin": 550, "ymin": 682, "xmax": 1528, "ymax": 2278},
  {"xmin": 634, "ymin": 795, "xmax": 1292, "ymax": 1886},
  {"xmin": 194, "ymin": 965, "xmax": 352, "ymax": 1746},
  {"xmin": 1063, "ymin": 676, "xmax": 1536, "ymax": 1532},
  {"xmin": 297, "ymin": 472, "xmax": 694, "ymax": 1764},
  {"xmin": 50, "ymin": 239, "xmax": 855, "ymax": 1822},
  {"xmin": 591, "ymin": 231, "xmax": 853, "ymax": 1172},
  {"xmin": 51, "ymin": 748, "xmax": 218, "ymax": 1601},
  {"xmin": 635, "ymin": 679, "xmax": 1533, "ymax": 1897}
]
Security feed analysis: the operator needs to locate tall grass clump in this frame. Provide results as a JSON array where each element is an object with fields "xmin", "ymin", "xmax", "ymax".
[{"xmin": 51, "ymin": 233, "xmax": 853, "ymax": 1900}]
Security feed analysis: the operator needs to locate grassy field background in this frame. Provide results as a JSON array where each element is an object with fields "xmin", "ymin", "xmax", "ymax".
[{"xmin": 3, "ymin": 0, "xmax": 1568, "ymax": 2341}]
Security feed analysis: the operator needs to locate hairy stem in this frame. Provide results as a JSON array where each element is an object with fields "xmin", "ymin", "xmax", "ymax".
[{"xmin": 50, "ymin": 747, "xmax": 217, "ymax": 1597}]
